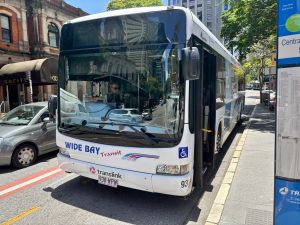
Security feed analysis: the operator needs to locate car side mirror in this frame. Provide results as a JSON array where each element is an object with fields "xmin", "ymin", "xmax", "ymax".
[
  {"xmin": 43, "ymin": 117, "xmax": 50, "ymax": 123},
  {"xmin": 48, "ymin": 95, "xmax": 57, "ymax": 121},
  {"xmin": 182, "ymin": 47, "xmax": 201, "ymax": 80}
]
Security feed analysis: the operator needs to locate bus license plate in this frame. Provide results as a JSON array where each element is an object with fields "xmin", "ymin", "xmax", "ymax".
[{"xmin": 98, "ymin": 175, "xmax": 118, "ymax": 188}]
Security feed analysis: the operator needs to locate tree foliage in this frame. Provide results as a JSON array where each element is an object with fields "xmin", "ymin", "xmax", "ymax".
[
  {"xmin": 144, "ymin": 76, "xmax": 163, "ymax": 99},
  {"xmin": 243, "ymin": 35, "xmax": 275, "ymax": 102},
  {"xmin": 106, "ymin": 0, "xmax": 163, "ymax": 11},
  {"xmin": 221, "ymin": 0, "xmax": 276, "ymax": 60}
]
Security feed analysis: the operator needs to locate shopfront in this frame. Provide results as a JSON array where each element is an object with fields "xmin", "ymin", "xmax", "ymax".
[{"xmin": 0, "ymin": 58, "xmax": 58, "ymax": 111}]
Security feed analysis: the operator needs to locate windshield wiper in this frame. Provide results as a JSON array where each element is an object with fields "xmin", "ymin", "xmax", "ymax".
[
  {"xmin": 59, "ymin": 123, "xmax": 116, "ymax": 135},
  {"xmin": 95, "ymin": 122, "xmax": 158, "ymax": 145},
  {"xmin": 97, "ymin": 122, "xmax": 176, "ymax": 145},
  {"xmin": 59, "ymin": 124, "xmax": 85, "ymax": 133}
]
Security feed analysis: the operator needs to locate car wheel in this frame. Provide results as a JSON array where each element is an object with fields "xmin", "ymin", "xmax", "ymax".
[{"xmin": 12, "ymin": 144, "xmax": 37, "ymax": 168}]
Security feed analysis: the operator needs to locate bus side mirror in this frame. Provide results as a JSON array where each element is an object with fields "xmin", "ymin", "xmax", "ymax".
[
  {"xmin": 48, "ymin": 95, "xmax": 57, "ymax": 120},
  {"xmin": 182, "ymin": 47, "xmax": 200, "ymax": 80}
]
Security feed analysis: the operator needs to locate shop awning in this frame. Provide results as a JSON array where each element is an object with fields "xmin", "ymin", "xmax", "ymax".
[{"xmin": 0, "ymin": 58, "xmax": 58, "ymax": 85}]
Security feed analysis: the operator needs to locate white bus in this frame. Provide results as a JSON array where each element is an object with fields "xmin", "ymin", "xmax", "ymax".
[{"xmin": 50, "ymin": 6, "xmax": 244, "ymax": 196}]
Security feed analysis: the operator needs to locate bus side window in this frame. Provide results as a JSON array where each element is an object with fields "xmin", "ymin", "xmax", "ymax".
[{"xmin": 216, "ymin": 56, "xmax": 225, "ymax": 109}]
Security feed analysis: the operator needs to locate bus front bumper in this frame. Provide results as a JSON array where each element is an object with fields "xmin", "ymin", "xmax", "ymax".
[{"xmin": 57, "ymin": 153, "xmax": 193, "ymax": 196}]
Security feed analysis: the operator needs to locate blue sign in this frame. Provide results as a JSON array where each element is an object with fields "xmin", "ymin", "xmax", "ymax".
[
  {"xmin": 278, "ymin": 0, "xmax": 300, "ymax": 66},
  {"xmin": 178, "ymin": 147, "xmax": 188, "ymax": 159},
  {"xmin": 275, "ymin": 178, "xmax": 300, "ymax": 225},
  {"xmin": 278, "ymin": 0, "xmax": 300, "ymax": 37}
]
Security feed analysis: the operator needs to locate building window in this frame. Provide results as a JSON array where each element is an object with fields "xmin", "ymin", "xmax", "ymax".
[
  {"xmin": 198, "ymin": 11, "xmax": 203, "ymax": 21},
  {"xmin": 207, "ymin": 22, "xmax": 212, "ymax": 29},
  {"xmin": 1, "ymin": 14, "xmax": 11, "ymax": 43},
  {"xmin": 48, "ymin": 23, "xmax": 59, "ymax": 48}
]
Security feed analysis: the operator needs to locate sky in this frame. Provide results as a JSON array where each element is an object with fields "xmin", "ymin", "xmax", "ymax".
[{"xmin": 65, "ymin": 0, "xmax": 169, "ymax": 14}]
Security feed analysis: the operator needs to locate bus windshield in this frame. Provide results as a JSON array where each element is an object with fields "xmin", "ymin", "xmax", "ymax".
[{"xmin": 58, "ymin": 11, "xmax": 186, "ymax": 147}]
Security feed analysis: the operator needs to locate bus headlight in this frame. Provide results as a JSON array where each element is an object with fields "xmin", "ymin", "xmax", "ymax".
[
  {"xmin": 59, "ymin": 148, "xmax": 70, "ymax": 157},
  {"xmin": 156, "ymin": 164, "xmax": 189, "ymax": 175}
]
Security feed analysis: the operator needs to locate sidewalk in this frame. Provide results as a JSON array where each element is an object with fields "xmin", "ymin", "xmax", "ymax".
[{"xmin": 208, "ymin": 102, "xmax": 275, "ymax": 225}]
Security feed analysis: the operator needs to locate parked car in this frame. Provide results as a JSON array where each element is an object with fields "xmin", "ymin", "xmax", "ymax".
[
  {"xmin": 107, "ymin": 108, "xmax": 143, "ymax": 123},
  {"xmin": 0, "ymin": 102, "xmax": 56, "ymax": 168},
  {"xmin": 142, "ymin": 109, "xmax": 152, "ymax": 120}
]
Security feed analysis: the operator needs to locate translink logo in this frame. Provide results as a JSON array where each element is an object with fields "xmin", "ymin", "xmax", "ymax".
[
  {"xmin": 279, "ymin": 187, "xmax": 300, "ymax": 196},
  {"xmin": 279, "ymin": 187, "xmax": 289, "ymax": 195}
]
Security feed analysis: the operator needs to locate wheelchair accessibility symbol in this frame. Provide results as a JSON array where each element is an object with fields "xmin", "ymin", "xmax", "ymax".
[{"xmin": 179, "ymin": 147, "xmax": 188, "ymax": 158}]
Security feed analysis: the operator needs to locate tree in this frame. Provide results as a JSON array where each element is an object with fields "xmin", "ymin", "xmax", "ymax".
[
  {"xmin": 221, "ymin": 0, "xmax": 276, "ymax": 60},
  {"xmin": 243, "ymin": 35, "xmax": 275, "ymax": 103},
  {"xmin": 106, "ymin": 0, "xmax": 163, "ymax": 11},
  {"xmin": 144, "ymin": 76, "xmax": 163, "ymax": 100},
  {"xmin": 233, "ymin": 65, "xmax": 245, "ymax": 90}
]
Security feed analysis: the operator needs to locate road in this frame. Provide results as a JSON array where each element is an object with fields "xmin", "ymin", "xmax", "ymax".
[{"xmin": 0, "ymin": 90, "xmax": 260, "ymax": 225}]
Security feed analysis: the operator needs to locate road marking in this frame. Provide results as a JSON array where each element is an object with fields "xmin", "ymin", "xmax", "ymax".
[
  {"xmin": 0, "ymin": 166, "xmax": 58, "ymax": 191},
  {"xmin": 0, "ymin": 167, "xmax": 64, "ymax": 199},
  {"xmin": 0, "ymin": 206, "xmax": 40, "ymax": 225},
  {"xmin": 206, "ymin": 203, "xmax": 224, "ymax": 224},
  {"xmin": 46, "ymin": 173, "xmax": 77, "ymax": 188},
  {"xmin": 215, "ymin": 184, "xmax": 230, "ymax": 205}
]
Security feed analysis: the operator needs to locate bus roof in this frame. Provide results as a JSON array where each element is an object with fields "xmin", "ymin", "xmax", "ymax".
[
  {"xmin": 68, "ymin": 6, "xmax": 182, "ymax": 24},
  {"xmin": 189, "ymin": 11, "xmax": 240, "ymax": 65},
  {"xmin": 66, "ymin": 6, "xmax": 239, "ymax": 66}
]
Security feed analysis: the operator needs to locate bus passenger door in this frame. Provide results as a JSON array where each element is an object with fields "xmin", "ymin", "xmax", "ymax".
[
  {"xmin": 202, "ymin": 50, "xmax": 217, "ymax": 170},
  {"xmin": 190, "ymin": 41, "xmax": 204, "ymax": 188}
]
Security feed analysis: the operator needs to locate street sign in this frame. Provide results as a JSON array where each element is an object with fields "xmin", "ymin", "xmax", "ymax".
[
  {"xmin": 275, "ymin": 179, "xmax": 300, "ymax": 225},
  {"xmin": 278, "ymin": 0, "xmax": 300, "ymax": 66},
  {"xmin": 275, "ymin": 1, "xmax": 300, "ymax": 224},
  {"xmin": 276, "ymin": 67, "xmax": 300, "ymax": 179}
]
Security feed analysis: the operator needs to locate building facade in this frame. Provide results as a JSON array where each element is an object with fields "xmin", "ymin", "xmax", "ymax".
[
  {"xmin": 0, "ymin": 0, "xmax": 87, "ymax": 111},
  {"xmin": 168, "ymin": 0, "xmax": 223, "ymax": 42}
]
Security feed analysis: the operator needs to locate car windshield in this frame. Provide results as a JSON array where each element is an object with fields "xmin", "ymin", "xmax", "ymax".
[{"xmin": 0, "ymin": 105, "xmax": 44, "ymax": 125}]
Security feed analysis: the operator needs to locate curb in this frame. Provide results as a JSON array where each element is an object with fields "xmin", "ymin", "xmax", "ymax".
[{"xmin": 204, "ymin": 105, "xmax": 257, "ymax": 225}]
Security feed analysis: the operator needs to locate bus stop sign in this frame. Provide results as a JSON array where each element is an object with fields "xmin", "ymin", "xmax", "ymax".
[{"xmin": 275, "ymin": 1, "xmax": 300, "ymax": 224}]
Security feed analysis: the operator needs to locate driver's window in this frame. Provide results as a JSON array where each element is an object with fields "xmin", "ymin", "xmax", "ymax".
[{"xmin": 38, "ymin": 111, "xmax": 50, "ymax": 123}]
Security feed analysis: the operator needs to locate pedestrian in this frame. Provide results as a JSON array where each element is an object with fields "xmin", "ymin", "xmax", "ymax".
[{"xmin": 107, "ymin": 82, "xmax": 122, "ymax": 108}]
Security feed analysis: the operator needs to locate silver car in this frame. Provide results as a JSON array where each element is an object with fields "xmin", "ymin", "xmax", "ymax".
[{"xmin": 0, "ymin": 102, "xmax": 56, "ymax": 168}]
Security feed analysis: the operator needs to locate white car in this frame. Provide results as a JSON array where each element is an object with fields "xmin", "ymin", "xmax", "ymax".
[
  {"xmin": 142, "ymin": 109, "xmax": 152, "ymax": 120},
  {"xmin": 107, "ymin": 108, "xmax": 143, "ymax": 123}
]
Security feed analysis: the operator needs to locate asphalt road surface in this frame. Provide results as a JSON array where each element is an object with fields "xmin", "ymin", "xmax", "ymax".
[{"xmin": 0, "ymin": 90, "xmax": 259, "ymax": 225}]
